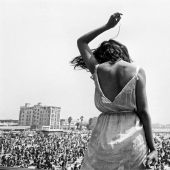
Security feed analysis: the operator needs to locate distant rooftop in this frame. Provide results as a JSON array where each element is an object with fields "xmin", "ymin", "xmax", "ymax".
[
  {"xmin": 153, "ymin": 129, "xmax": 170, "ymax": 133},
  {"xmin": 0, "ymin": 126, "xmax": 30, "ymax": 130},
  {"xmin": 0, "ymin": 119, "xmax": 18, "ymax": 123},
  {"xmin": 20, "ymin": 102, "xmax": 61, "ymax": 109}
]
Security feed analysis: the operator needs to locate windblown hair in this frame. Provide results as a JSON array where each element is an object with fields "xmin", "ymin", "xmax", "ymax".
[{"xmin": 70, "ymin": 39, "xmax": 132, "ymax": 71}]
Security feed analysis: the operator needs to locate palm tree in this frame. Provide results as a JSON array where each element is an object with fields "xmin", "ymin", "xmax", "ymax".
[
  {"xmin": 68, "ymin": 117, "xmax": 72, "ymax": 130},
  {"xmin": 80, "ymin": 116, "xmax": 84, "ymax": 130}
]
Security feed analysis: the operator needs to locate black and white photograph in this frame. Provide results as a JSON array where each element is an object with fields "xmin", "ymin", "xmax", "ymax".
[{"xmin": 0, "ymin": 0, "xmax": 170, "ymax": 169}]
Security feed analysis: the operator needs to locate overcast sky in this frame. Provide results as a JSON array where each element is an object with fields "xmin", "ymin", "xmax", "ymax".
[{"xmin": 1, "ymin": 0, "xmax": 170, "ymax": 124}]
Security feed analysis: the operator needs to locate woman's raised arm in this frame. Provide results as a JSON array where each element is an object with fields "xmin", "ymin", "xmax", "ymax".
[{"xmin": 77, "ymin": 13, "xmax": 122, "ymax": 74}]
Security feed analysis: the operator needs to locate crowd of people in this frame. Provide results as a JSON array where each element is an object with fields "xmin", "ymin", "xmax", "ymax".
[
  {"xmin": 0, "ymin": 131, "xmax": 90, "ymax": 170},
  {"xmin": 153, "ymin": 134, "xmax": 170, "ymax": 170},
  {"xmin": 0, "ymin": 131, "xmax": 170, "ymax": 170}
]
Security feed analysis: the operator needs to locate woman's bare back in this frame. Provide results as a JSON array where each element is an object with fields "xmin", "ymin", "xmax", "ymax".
[{"xmin": 97, "ymin": 60, "xmax": 137, "ymax": 102}]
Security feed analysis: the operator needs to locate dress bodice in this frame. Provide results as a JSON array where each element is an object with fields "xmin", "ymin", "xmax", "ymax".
[{"xmin": 92, "ymin": 64, "xmax": 140, "ymax": 113}]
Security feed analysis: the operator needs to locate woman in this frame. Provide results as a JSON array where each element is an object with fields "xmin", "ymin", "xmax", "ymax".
[{"xmin": 71, "ymin": 12, "xmax": 157, "ymax": 170}]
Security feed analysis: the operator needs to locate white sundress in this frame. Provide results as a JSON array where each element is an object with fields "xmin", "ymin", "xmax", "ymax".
[{"xmin": 81, "ymin": 64, "xmax": 149, "ymax": 170}]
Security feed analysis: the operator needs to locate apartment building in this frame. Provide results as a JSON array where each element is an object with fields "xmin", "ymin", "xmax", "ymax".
[{"xmin": 19, "ymin": 103, "xmax": 61, "ymax": 130}]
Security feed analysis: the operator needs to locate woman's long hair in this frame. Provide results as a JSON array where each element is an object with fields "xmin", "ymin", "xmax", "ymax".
[{"xmin": 70, "ymin": 39, "xmax": 132, "ymax": 71}]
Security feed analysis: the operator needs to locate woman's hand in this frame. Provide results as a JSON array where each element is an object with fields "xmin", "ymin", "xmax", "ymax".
[
  {"xmin": 144, "ymin": 150, "xmax": 158, "ymax": 169},
  {"xmin": 106, "ymin": 12, "xmax": 123, "ymax": 29}
]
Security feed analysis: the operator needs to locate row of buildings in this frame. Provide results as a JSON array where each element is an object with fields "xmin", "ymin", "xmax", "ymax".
[
  {"xmin": 0, "ymin": 103, "xmax": 84, "ymax": 131},
  {"xmin": 152, "ymin": 123, "xmax": 170, "ymax": 129},
  {"xmin": 1, "ymin": 102, "xmax": 170, "ymax": 132}
]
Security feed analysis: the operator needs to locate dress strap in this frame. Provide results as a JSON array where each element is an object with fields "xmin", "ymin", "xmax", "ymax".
[
  {"xmin": 136, "ymin": 66, "xmax": 140, "ymax": 80},
  {"xmin": 90, "ymin": 64, "xmax": 100, "ymax": 80},
  {"xmin": 94, "ymin": 64, "xmax": 100, "ymax": 73}
]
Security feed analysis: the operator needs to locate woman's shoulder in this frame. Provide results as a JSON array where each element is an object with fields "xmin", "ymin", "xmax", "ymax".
[
  {"xmin": 136, "ymin": 66, "xmax": 146, "ymax": 81},
  {"xmin": 98, "ymin": 60, "xmax": 137, "ymax": 69},
  {"xmin": 115, "ymin": 61, "xmax": 143, "ymax": 84},
  {"xmin": 114, "ymin": 61, "xmax": 136, "ymax": 75},
  {"xmin": 95, "ymin": 61, "xmax": 144, "ymax": 78}
]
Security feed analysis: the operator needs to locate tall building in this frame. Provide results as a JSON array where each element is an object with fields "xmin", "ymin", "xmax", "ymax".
[{"xmin": 19, "ymin": 103, "xmax": 61, "ymax": 130}]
